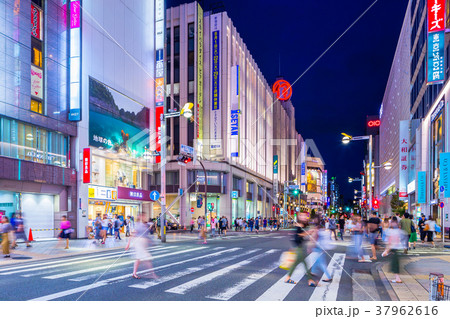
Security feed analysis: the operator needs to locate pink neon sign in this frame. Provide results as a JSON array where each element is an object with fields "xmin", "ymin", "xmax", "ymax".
[{"xmin": 70, "ymin": 1, "xmax": 80, "ymax": 29}]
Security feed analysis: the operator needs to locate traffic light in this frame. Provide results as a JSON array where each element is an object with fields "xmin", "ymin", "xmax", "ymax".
[
  {"xmin": 373, "ymin": 198, "xmax": 379, "ymax": 210},
  {"xmin": 177, "ymin": 154, "xmax": 192, "ymax": 164},
  {"xmin": 345, "ymin": 207, "xmax": 350, "ymax": 212},
  {"xmin": 292, "ymin": 189, "xmax": 299, "ymax": 196}
]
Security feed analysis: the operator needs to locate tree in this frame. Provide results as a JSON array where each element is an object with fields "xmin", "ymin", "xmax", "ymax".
[{"xmin": 390, "ymin": 192, "xmax": 406, "ymax": 215}]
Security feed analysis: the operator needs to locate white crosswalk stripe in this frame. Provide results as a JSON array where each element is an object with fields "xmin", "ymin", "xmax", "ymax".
[
  {"xmin": 256, "ymin": 251, "xmax": 320, "ymax": 301},
  {"xmin": 129, "ymin": 248, "xmax": 255, "ymax": 290},
  {"xmin": 0, "ymin": 246, "xmax": 174, "ymax": 276},
  {"xmin": 42, "ymin": 247, "xmax": 205, "ymax": 280},
  {"xmin": 166, "ymin": 249, "xmax": 276, "ymax": 295},
  {"xmin": 309, "ymin": 253, "xmax": 346, "ymax": 301},
  {"xmin": 207, "ymin": 261, "xmax": 279, "ymax": 300}
]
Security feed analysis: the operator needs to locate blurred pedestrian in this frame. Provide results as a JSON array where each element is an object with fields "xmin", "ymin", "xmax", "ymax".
[
  {"xmin": 399, "ymin": 213, "xmax": 412, "ymax": 253},
  {"xmin": 125, "ymin": 216, "xmax": 131, "ymax": 237},
  {"xmin": 338, "ymin": 214, "xmax": 346, "ymax": 240},
  {"xmin": 94, "ymin": 214, "xmax": 102, "ymax": 242},
  {"xmin": 58, "ymin": 215, "xmax": 72, "ymax": 249},
  {"xmin": 190, "ymin": 218, "xmax": 195, "ymax": 233},
  {"xmin": 418, "ymin": 214, "xmax": 427, "ymax": 243},
  {"xmin": 255, "ymin": 217, "xmax": 260, "ymax": 234},
  {"xmin": 113, "ymin": 215, "xmax": 122, "ymax": 240},
  {"xmin": 328, "ymin": 215, "xmax": 338, "ymax": 240},
  {"xmin": 221, "ymin": 216, "xmax": 228, "ymax": 236},
  {"xmin": 352, "ymin": 214, "xmax": 369, "ymax": 263},
  {"xmin": 311, "ymin": 223, "xmax": 333, "ymax": 282},
  {"xmin": 1, "ymin": 216, "xmax": 13, "ymax": 258},
  {"xmin": 284, "ymin": 212, "xmax": 316, "ymax": 287},
  {"xmin": 11, "ymin": 213, "xmax": 31, "ymax": 248},
  {"xmin": 211, "ymin": 217, "xmax": 216, "ymax": 237},
  {"xmin": 125, "ymin": 213, "xmax": 157, "ymax": 280},
  {"xmin": 382, "ymin": 216, "xmax": 403, "ymax": 283},
  {"xmin": 156, "ymin": 214, "xmax": 162, "ymax": 240},
  {"xmin": 263, "ymin": 217, "xmax": 267, "ymax": 231},
  {"xmin": 100, "ymin": 214, "xmax": 108, "ymax": 244},
  {"xmin": 199, "ymin": 216, "xmax": 207, "ymax": 244},
  {"xmin": 249, "ymin": 218, "xmax": 254, "ymax": 232},
  {"xmin": 408, "ymin": 214, "xmax": 417, "ymax": 250},
  {"xmin": 425, "ymin": 216, "xmax": 436, "ymax": 248},
  {"xmin": 367, "ymin": 211, "xmax": 381, "ymax": 260}
]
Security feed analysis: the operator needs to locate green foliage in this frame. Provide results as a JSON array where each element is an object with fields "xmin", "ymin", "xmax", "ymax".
[{"xmin": 390, "ymin": 192, "xmax": 406, "ymax": 215}]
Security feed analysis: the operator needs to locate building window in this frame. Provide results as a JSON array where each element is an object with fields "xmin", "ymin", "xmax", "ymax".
[
  {"xmin": 30, "ymin": 99, "xmax": 43, "ymax": 114},
  {"xmin": 233, "ymin": 176, "xmax": 242, "ymax": 192},
  {"xmin": 31, "ymin": 38, "xmax": 42, "ymax": 67}
]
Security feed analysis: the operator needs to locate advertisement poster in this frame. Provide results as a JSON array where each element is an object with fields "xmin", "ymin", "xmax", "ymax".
[
  {"xmin": 210, "ymin": 13, "xmax": 222, "ymax": 150},
  {"xmin": 88, "ymin": 77, "xmax": 149, "ymax": 158},
  {"xmin": 31, "ymin": 65, "xmax": 43, "ymax": 99},
  {"xmin": 418, "ymin": 171, "xmax": 427, "ymax": 204}
]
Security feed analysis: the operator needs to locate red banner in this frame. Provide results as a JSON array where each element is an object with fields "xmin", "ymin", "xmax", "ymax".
[
  {"xmin": 83, "ymin": 148, "xmax": 91, "ymax": 183},
  {"xmin": 428, "ymin": 0, "xmax": 445, "ymax": 33},
  {"xmin": 31, "ymin": 4, "xmax": 42, "ymax": 40},
  {"xmin": 155, "ymin": 106, "xmax": 164, "ymax": 164}
]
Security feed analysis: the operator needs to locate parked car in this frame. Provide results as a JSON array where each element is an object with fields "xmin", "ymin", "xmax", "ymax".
[{"xmin": 166, "ymin": 221, "xmax": 179, "ymax": 230}]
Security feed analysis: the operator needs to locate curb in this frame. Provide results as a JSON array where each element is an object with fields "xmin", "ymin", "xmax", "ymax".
[{"xmin": 374, "ymin": 261, "xmax": 399, "ymax": 301}]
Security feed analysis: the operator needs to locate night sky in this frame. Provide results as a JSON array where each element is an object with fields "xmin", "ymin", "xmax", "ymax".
[{"xmin": 168, "ymin": 0, "xmax": 409, "ymax": 201}]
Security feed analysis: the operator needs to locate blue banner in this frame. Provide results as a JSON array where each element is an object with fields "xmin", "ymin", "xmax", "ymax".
[
  {"xmin": 212, "ymin": 30, "xmax": 220, "ymax": 111},
  {"xmin": 427, "ymin": 31, "xmax": 445, "ymax": 84},
  {"xmin": 418, "ymin": 171, "xmax": 426, "ymax": 204},
  {"xmin": 439, "ymin": 152, "xmax": 450, "ymax": 198}
]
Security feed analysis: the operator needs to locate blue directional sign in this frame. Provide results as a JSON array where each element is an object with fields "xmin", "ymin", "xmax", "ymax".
[
  {"xmin": 231, "ymin": 191, "xmax": 238, "ymax": 199},
  {"xmin": 150, "ymin": 190, "xmax": 160, "ymax": 201}
]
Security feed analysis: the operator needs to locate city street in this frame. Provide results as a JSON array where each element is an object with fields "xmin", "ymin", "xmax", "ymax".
[{"xmin": 0, "ymin": 231, "xmax": 446, "ymax": 301}]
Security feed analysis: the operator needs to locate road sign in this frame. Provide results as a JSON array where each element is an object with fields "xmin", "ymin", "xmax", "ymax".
[
  {"xmin": 164, "ymin": 111, "xmax": 180, "ymax": 118},
  {"xmin": 181, "ymin": 144, "xmax": 194, "ymax": 156},
  {"xmin": 440, "ymin": 185, "xmax": 445, "ymax": 193},
  {"xmin": 231, "ymin": 191, "xmax": 238, "ymax": 199},
  {"xmin": 289, "ymin": 185, "xmax": 299, "ymax": 190},
  {"xmin": 296, "ymin": 207, "xmax": 300, "ymax": 212},
  {"xmin": 440, "ymin": 202, "xmax": 445, "ymax": 208},
  {"xmin": 191, "ymin": 207, "xmax": 195, "ymax": 212},
  {"xmin": 150, "ymin": 190, "xmax": 160, "ymax": 201}
]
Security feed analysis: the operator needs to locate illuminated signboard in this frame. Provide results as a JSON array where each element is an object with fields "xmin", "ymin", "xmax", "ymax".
[
  {"xmin": 230, "ymin": 65, "xmax": 240, "ymax": 157},
  {"xmin": 31, "ymin": 4, "xmax": 42, "ymax": 40},
  {"xmin": 83, "ymin": 148, "xmax": 91, "ymax": 183},
  {"xmin": 272, "ymin": 79, "xmax": 292, "ymax": 101},
  {"xmin": 197, "ymin": 3, "xmax": 204, "ymax": 145},
  {"xmin": 154, "ymin": 0, "xmax": 165, "ymax": 163},
  {"xmin": 399, "ymin": 121, "xmax": 409, "ymax": 199},
  {"xmin": 427, "ymin": 0, "xmax": 446, "ymax": 84},
  {"xmin": 367, "ymin": 119, "xmax": 380, "ymax": 127},
  {"xmin": 69, "ymin": 0, "xmax": 81, "ymax": 121},
  {"xmin": 210, "ymin": 13, "xmax": 222, "ymax": 150},
  {"xmin": 31, "ymin": 65, "xmax": 43, "ymax": 99}
]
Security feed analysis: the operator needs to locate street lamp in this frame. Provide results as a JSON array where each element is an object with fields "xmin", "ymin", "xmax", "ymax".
[
  {"xmin": 181, "ymin": 102, "xmax": 194, "ymax": 119},
  {"xmin": 341, "ymin": 132, "xmax": 373, "ymax": 212}
]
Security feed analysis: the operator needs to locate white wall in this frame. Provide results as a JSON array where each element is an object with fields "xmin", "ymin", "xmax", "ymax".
[{"xmin": 22, "ymin": 194, "xmax": 54, "ymax": 239}]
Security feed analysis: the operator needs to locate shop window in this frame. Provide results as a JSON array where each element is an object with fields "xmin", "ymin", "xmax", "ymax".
[
  {"xmin": 166, "ymin": 171, "xmax": 179, "ymax": 185},
  {"xmin": 32, "ymin": 38, "xmax": 42, "ymax": 67},
  {"xmin": 31, "ymin": 99, "xmax": 43, "ymax": 114}
]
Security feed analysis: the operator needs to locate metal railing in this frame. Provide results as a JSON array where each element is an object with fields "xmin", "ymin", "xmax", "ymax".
[{"xmin": 429, "ymin": 273, "xmax": 450, "ymax": 301}]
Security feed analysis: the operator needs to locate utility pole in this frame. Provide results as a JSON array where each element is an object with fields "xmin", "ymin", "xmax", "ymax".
[
  {"xmin": 283, "ymin": 181, "xmax": 287, "ymax": 229},
  {"xmin": 368, "ymin": 134, "xmax": 373, "ymax": 215}
]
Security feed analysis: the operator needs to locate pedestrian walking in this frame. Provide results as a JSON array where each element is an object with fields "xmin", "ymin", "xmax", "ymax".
[
  {"xmin": 211, "ymin": 217, "xmax": 216, "ymax": 237},
  {"xmin": 338, "ymin": 214, "xmax": 346, "ymax": 240},
  {"xmin": 190, "ymin": 218, "xmax": 195, "ymax": 233},
  {"xmin": 367, "ymin": 211, "xmax": 380, "ymax": 260},
  {"xmin": 399, "ymin": 213, "xmax": 412, "ymax": 253},
  {"xmin": 125, "ymin": 213, "xmax": 158, "ymax": 280},
  {"xmin": 11, "ymin": 213, "xmax": 31, "ymax": 248},
  {"xmin": 263, "ymin": 217, "xmax": 267, "ymax": 231},
  {"xmin": 101, "ymin": 214, "xmax": 109, "ymax": 244},
  {"xmin": 255, "ymin": 217, "xmax": 260, "ymax": 234},
  {"xmin": 94, "ymin": 214, "xmax": 102, "ymax": 242},
  {"xmin": 284, "ymin": 212, "xmax": 316, "ymax": 287},
  {"xmin": 58, "ymin": 215, "xmax": 72, "ymax": 249},
  {"xmin": 1, "ymin": 216, "xmax": 13, "ymax": 258},
  {"xmin": 156, "ymin": 214, "xmax": 162, "ymax": 240},
  {"xmin": 249, "ymin": 218, "xmax": 254, "ymax": 232},
  {"xmin": 311, "ymin": 223, "xmax": 333, "ymax": 282},
  {"xmin": 382, "ymin": 216, "xmax": 403, "ymax": 283},
  {"xmin": 221, "ymin": 216, "xmax": 228, "ymax": 236},
  {"xmin": 352, "ymin": 214, "xmax": 369, "ymax": 263},
  {"xmin": 424, "ymin": 216, "xmax": 436, "ymax": 248},
  {"xmin": 408, "ymin": 214, "xmax": 417, "ymax": 249},
  {"xmin": 113, "ymin": 215, "xmax": 122, "ymax": 240},
  {"xmin": 125, "ymin": 216, "xmax": 131, "ymax": 237},
  {"xmin": 328, "ymin": 215, "xmax": 338, "ymax": 240},
  {"xmin": 418, "ymin": 214, "xmax": 427, "ymax": 243},
  {"xmin": 199, "ymin": 216, "xmax": 207, "ymax": 244},
  {"xmin": 381, "ymin": 217, "xmax": 389, "ymax": 242}
]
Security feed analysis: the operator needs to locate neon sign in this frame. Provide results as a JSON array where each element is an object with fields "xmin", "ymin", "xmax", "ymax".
[
  {"xmin": 272, "ymin": 79, "xmax": 292, "ymax": 101},
  {"xmin": 367, "ymin": 120, "xmax": 380, "ymax": 127}
]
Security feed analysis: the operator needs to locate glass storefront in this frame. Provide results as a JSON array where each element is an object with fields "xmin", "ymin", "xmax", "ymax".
[
  {"xmin": 91, "ymin": 155, "xmax": 144, "ymax": 189},
  {"xmin": 88, "ymin": 200, "xmax": 140, "ymax": 221},
  {"xmin": 0, "ymin": 116, "xmax": 69, "ymax": 167}
]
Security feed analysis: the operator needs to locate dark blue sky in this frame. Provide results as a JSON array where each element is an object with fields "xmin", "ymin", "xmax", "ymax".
[{"xmin": 169, "ymin": 0, "xmax": 409, "ymax": 200}]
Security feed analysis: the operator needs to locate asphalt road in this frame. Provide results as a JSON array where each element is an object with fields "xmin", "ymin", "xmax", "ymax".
[{"xmin": 0, "ymin": 231, "xmax": 391, "ymax": 301}]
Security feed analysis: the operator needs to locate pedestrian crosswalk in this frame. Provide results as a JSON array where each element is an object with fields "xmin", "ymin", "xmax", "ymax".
[{"xmin": 0, "ymin": 242, "xmax": 377, "ymax": 301}]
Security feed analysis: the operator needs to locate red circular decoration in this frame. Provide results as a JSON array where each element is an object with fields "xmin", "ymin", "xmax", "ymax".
[
  {"xmin": 272, "ymin": 80, "xmax": 292, "ymax": 101},
  {"xmin": 367, "ymin": 120, "xmax": 380, "ymax": 127}
]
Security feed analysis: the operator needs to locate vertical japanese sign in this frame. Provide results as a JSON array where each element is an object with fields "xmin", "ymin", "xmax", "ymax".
[
  {"xmin": 418, "ymin": 171, "xmax": 427, "ymax": 204},
  {"xmin": 210, "ymin": 13, "xmax": 222, "ymax": 150},
  {"xmin": 31, "ymin": 4, "xmax": 42, "ymax": 40},
  {"xmin": 399, "ymin": 120, "xmax": 409, "ymax": 199},
  {"xmin": 154, "ymin": 0, "xmax": 165, "ymax": 163},
  {"xmin": 197, "ymin": 4, "xmax": 203, "ymax": 146},
  {"xmin": 273, "ymin": 155, "xmax": 279, "ymax": 195},
  {"xmin": 273, "ymin": 155, "xmax": 278, "ymax": 174},
  {"xmin": 69, "ymin": 0, "xmax": 81, "ymax": 121},
  {"xmin": 427, "ymin": 0, "xmax": 446, "ymax": 84},
  {"xmin": 300, "ymin": 142, "xmax": 307, "ymax": 192},
  {"xmin": 439, "ymin": 152, "xmax": 450, "ymax": 197},
  {"xmin": 230, "ymin": 65, "xmax": 240, "ymax": 157},
  {"xmin": 83, "ymin": 148, "xmax": 91, "ymax": 183},
  {"xmin": 323, "ymin": 170, "xmax": 328, "ymax": 202}
]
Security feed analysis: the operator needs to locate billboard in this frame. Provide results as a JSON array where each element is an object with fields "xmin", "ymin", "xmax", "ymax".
[
  {"xmin": 88, "ymin": 77, "xmax": 149, "ymax": 158},
  {"xmin": 210, "ymin": 13, "xmax": 222, "ymax": 150},
  {"xmin": 399, "ymin": 120, "xmax": 409, "ymax": 199},
  {"xmin": 197, "ymin": 4, "xmax": 204, "ymax": 143},
  {"xmin": 418, "ymin": 171, "xmax": 427, "ymax": 204},
  {"xmin": 427, "ymin": 0, "xmax": 446, "ymax": 84},
  {"xmin": 31, "ymin": 65, "xmax": 43, "ymax": 99}
]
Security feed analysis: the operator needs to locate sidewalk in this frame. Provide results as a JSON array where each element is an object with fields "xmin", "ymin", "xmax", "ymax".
[
  {"xmin": 0, "ymin": 229, "xmax": 290, "ymax": 266},
  {"xmin": 379, "ymin": 244, "xmax": 450, "ymax": 301}
]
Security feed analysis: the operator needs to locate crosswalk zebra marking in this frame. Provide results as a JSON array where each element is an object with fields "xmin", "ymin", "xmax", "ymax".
[
  {"xmin": 0, "ymin": 246, "xmax": 174, "ymax": 276},
  {"xmin": 129, "ymin": 248, "xmax": 254, "ymax": 290},
  {"xmin": 206, "ymin": 261, "xmax": 280, "ymax": 300},
  {"xmin": 42, "ymin": 247, "xmax": 206, "ymax": 280},
  {"xmin": 309, "ymin": 253, "xmax": 346, "ymax": 301},
  {"xmin": 256, "ymin": 251, "xmax": 320, "ymax": 301},
  {"xmin": 166, "ymin": 249, "xmax": 277, "ymax": 295}
]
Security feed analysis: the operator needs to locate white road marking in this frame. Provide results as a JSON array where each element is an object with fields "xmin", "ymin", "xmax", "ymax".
[
  {"xmin": 29, "ymin": 247, "xmax": 235, "ymax": 301},
  {"xmin": 207, "ymin": 261, "xmax": 279, "ymax": 300},
  {"xmin": 309, "ymin": 253, "xmax": 346, "ymax": 301},
  {"xmin": 166, "ymin": 249, "xmax": 277, "ymax": 295},
  {"xmin": 42, "ymin": 247, "xmax": 205, "ymax": 280},
  {"xmin": 256, "ymin": 251, "xmax": 320, "ymax": 301},
  {"xmin": 0, "ymin": 246, "xmax": 173, "ymax": 276},
  {"xmin": 129, "ymin": 248, "xmax": 251, "ymax": 289}
]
